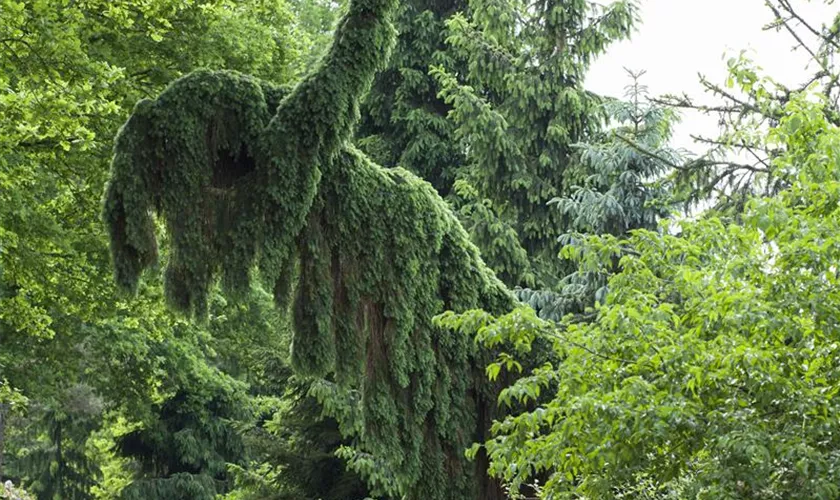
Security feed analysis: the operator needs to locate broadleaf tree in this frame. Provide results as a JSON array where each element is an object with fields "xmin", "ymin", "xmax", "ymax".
[
  {"xmin": 0, "ymin": 0, "xmax": 331, "ymax": 497},
  {"xmin": 438, "ymin": 71, "xmax": 840, "ymax": 500}
]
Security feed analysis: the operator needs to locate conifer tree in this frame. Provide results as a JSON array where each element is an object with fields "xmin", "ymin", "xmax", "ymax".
[
  {"xmin": 115, "ymin": 369, "xmax": 247, "ymax": 500},
  {"xmin": 357, "ymin": 0, "xmax": 467, "ymax": 195},
  {"xmin": 209, "ymin": 289, "xmax": 371, "ymax": 500},
  {"xmin": 358, "ymin": 0, "xmax": 657, "ymax": 311},
  {"xmin": 433, "ymin": 0, "xmax": 638, "ymax": 286},
  {"xmin": 102, "ymin": 0, "xmax": 517, "ymax": 498},
  {"xmin": 519, "ymin": 70, "xmax": 679, "ymax": 319},
  {"xmin": 10, "ymin": 387, "xmax": 102, "ymax": 500}
]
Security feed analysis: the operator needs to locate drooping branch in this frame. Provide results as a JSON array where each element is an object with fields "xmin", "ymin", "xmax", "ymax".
[{"xmin": 103, "ymin": 0, "xmax": 401, "ymax": 316}]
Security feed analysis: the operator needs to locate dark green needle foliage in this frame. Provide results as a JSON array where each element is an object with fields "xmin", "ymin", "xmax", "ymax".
[
  {"xmin": 104, "ymin": 0, "xmax": 399, "ymax": 316},
  {"xmin": 357, "ymin": 0, "xmax": 468, "ymax": 195},
  {"xmin": 116, "ymin": 374, "xmax": 247, "ymax": 500},
  {"xmin": 434, "ymin": 0, "xmax": 639, "ymax": 287},
  {"xmin": 229, "ymin": 379, "xmax": 372, "ymax": 500},
  {"xmin": 11, "ymin": 386, "xmax": 103, "ymax": 500},
  {"xmin": 103, "ymin": 0, "xmax": 517, "ymax": 497}
]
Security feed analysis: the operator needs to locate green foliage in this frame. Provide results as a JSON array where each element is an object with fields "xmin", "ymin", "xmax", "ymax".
[
  {"xmin": 301, "ymin": 147, "xmax": 515, "ymax": 498},
  {"xmin": 0, "ymin": 0, "xmax": 327, "ymax": 398},
  {"xmin": 520, "ymin": 71, "xmax": 679, "ymax": 320},
  {"xmin": 225, "ymin": 386, "xmax": 370, "ymax": 500},
  {"xmin": 554, "ymin": 72, "xmax": 675, "ymax": 236},
  {"xmin": 440, "ymin": 91, "xmax": 840, "ymax": 499},
  {"xmin": 359, "ymin": 0, "xmax": 644, "ymax": 295},
  {"xmin": 433, "ymin": 0, "xmax": 639, "ymax": 286},
  {"xmin": 115, "ymin": 370, "xmax": 247, "ymax": 499},
  {"xmin": 28, "ymin": 1, "xmax": 840, "ymax": 499},
  {"xmin": 357, "ymin": 0, "xmax": 467, "ymax": 194},
  {"xmin": 210, "ymin": 289, "xmax": 371, "ymax": 500},
  {"xmin": 104, "ymin": 0, "xmax": 399, "ymax": 315},
  {"xmin": 10, "ymin": 387, "xmax": 103, "ymax": 500},
  {"xmin": 0, "ymin": 0, "xmax": 331, "ymax": 497},
  {"xmin": 358, "ymin": 0, "xmax": 663, "ymax": 331},
  {"xmin": 102, "ymin": 0, "xmax": 519, "ymax": 498},
  {"xmin": 288, "ymin": 0, "xmax": 349, "ymax": 74},
  {"xmin": 103, "ymin": 71, "xmax": 287, "ymax": 315}
]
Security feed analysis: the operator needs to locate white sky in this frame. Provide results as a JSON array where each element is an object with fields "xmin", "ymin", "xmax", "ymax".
[{"xmin": 585, "ymin": 0, "xmax": 837, "ymax": 152}]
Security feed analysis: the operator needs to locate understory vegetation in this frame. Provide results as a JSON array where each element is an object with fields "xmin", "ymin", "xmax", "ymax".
[{"xmin": 3, "ymin": 0, "xmax": 840, "ymax": 499}]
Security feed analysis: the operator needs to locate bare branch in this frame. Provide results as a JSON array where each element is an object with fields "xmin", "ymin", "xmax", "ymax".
[{"xmin": 765, "ymin": 1, "xmax": 831, "ymax": 76}]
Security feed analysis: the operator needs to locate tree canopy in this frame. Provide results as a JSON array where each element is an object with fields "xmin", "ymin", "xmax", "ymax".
[
  {"xmin": 5, "ymin": 0, "xmax": 840, "ymax": 499},
  {"xmin": 440, "ymin": 89, "xmax": 840, "ymax": 498},
  {"xmin": 100, "ymin": 0, "xmax": 517, "ymax": 497}
]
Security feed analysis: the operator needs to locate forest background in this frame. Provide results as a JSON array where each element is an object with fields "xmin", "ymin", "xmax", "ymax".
[{"xmin": 3, "ymin": 0, "xmax": 840, "ymax": 498}]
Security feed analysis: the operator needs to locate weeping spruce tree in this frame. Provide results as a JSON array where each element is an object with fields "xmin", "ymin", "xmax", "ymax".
[{"xmin": 102, "ymin": 0, "xmax": 516, "ymax": 498}]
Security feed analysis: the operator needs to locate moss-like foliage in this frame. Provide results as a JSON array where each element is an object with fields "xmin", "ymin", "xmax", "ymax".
[
  {"xmin": 103, "ymin": 0, "xmax": 516, "ymax": 496},
  {"xmin": 104, "ymin": 0, "xmax": 397, "ymax": 316},
  {"xmin": 302, "ymin": 147, "xmax": 515, "ymax": 498}
]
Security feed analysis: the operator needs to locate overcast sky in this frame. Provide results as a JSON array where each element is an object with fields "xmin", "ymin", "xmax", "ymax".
[{"xmin": 585, "ymin": 0, "xmax": 836, "ymax": 152}]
